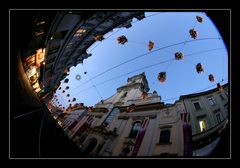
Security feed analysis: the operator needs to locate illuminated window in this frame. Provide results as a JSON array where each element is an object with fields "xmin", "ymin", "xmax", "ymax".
[
  {"xmin": 32, "ymin": 82, "xmax": 40, "ymax": 89},
  {"xmin": 74, "ymin": 28, "xmax": 87, "ymax": 37},
  {"xmin": 36, "ymin": 20, "xmax": 45, "ymax": 25},
  {"xmin": 193, "ymin": 102, "xmax": 201, "ymax": 111},
  {"xmin": 199, "ymin": 119, "xmax": 207, "ymax": 132},
  {"xmin": 208, "ymin": 97, "xmax": 216, "ymax": 106},
  {"xmin": 129, "ymin": 121, "xmax": 141, "ymax": 138},
  {"xmin": 159, "ymin": 130, "xmax": 171, "ymax": 144},
  {"xmin": 35, "ymin": 30, "xmax": 44, "ymax": 36}
]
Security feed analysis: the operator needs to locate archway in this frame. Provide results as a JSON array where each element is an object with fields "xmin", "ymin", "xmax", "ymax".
[{"xmin": 82, "ymin": 138, "xmax": 98, "ymax": 155}]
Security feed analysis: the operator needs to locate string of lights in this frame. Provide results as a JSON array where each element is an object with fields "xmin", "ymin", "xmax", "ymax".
[
  {"xmin": 88, "ymin": 12, "xmax": 165, "ymax": 53},
  {"xmin": 70, "ymin": 37, "xmax": 222, "ymax": 92},
  {"xmin": 71, "ymin": 47, "xmax": 225, "ymax": 96}
]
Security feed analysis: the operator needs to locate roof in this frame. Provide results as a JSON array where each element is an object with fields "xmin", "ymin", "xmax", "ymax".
[{"xmin": 179, "ymin": 83, "xmax": 228, "ymax": 99}]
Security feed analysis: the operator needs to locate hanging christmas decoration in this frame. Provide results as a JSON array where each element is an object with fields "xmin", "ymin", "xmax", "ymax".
[
  {"xmin": 175, "ymin": 52, "xmax": 184, "ymax": 60},
  {"xmin": 117, "ymin": 35, "xmax": 128, "ymax": 44},
  {"xmin": 189, "ymin": 28, "xmax": 198, "ymax": 39},
  {"xmin": 158, "ymin": 72, "xmax": 166, "ymax": 83},
  {"xmin": 88, "ymin": 106, "xmax": 94, "ymax": 112},
  {"xmin": 196, "ymin": 63, "xmax": 204, "ymax": 73},
  {"xmin": 148, "ymin": 41, "xmax": 154, "ymax": 51},
  {"xmin": 196, "ymin": 16, "xmax": 203, "ymax": 23},
  {"xmin": 217, "ymin": 83, "xmax": 223, "ymax": 92},
  {"xmin": 64, "ymin": 78, "xmax": 69, "ymax": 83},
  {"xmin": 208, "ymin": 74, "xmax": 215, "ymax": 82},
  {"xmin": 94, "ymin": 34, "xmax": 104, "ymax": 41}
]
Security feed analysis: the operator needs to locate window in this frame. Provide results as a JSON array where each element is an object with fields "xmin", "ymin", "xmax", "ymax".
[
  {"xmin": 199, "ymin": 119, "xmax": 207, "ymax": 132},
  {"xmin": 159, "ymin": 130, "xmax": 171, "ymax": 144},
  {"xmin": 121, "ymin": 92, "xmax": 128, "ymax": 98},
  {"xmin": 74, "ymin": 28, "xmax": 87, "ymax": 37},
  {"xmin": 215, "ymin": 113, "xmax": 222, "ymax": 124},
  {"xmin": 225, "ymin": 91, "xmax": 228, "ymax": 96},
  {"xmin": 129, "ymin": 121, "xmax": 141, "ymax": 139},
  {"xmin": 219, "ymin": 94, "xmax": 225, "ymax": 101},
  {"xmin": 193, "ymin": 102, "xmax": 201, "ymax": 111},
  {"xmin": 50, "ymin": 30, "xmax": 68, "ymax": 40},
  {"xmin": 104, "ymin": 108, "xmax": 119, "ymax": 126},
  {"xmin": 208, "ymin": 97, "xmax": 216, "ymax": 106}
]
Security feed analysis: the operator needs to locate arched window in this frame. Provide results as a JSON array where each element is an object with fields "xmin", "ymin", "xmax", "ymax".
[
  {"xmin": 82, "ymin": 138, "xmax": 97, "ymax": 155},
  {"xmin": 78, "ymin": 134, "xmax": 87, "ymax": 144},
  {"xmin": 104, "ymin": 108, "xmax": 120, "ymax": 126},
  {"xmin": 129, "ymin": 121, "xmax": 141, "ymax": 139}
]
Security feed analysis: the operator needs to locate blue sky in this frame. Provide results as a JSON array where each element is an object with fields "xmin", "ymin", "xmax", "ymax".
[{"xmin": 52, "ymin": 12, "xmax": 228, "ymax": 108}]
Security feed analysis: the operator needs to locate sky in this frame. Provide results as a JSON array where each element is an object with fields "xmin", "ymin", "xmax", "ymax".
[{"xmin": 52, "ymin": 12, "xmax": 228, "ymax": 109}]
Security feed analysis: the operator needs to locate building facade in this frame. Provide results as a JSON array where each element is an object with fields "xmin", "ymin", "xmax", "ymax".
[
  {"xmin": 55, "ymin": 73, "xmax": 228, "ymax": 157},
  {"xmin": 62, "ymin": 73, "xmax": 185, "ymax": 156},
  {"xmin": 42, "ymin": 12, "xmax": 145, "ymax": 92},
  {"xmin": 179, "ymin": 83, "xmax": 228, "ymax": 154}
]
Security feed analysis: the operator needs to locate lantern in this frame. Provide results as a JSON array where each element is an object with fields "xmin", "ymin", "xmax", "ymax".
[
  {"xmin": 148, "ymin": 41, "xmax": 154, "ymax": 51},
  {"xmin": 94, "ymin": 34, "xmax": 104, "ymax": 41},
  {"xmin": 72, "ymin": 98, "xmax": 76, "ymax": 102},
  {"xmin": 217, "ymin": 83, "xmax": 223, "ymax": 92},
  {"xmin": 175, "ymin": 52, "xmax": 184, "ymax": 60},
  {"xmin": 62, "ymin": 90, "xmax": 65, "ymax": 93},
  {"xmin": 79, "ymin": 103, "xmax": 84, "ymax": 108},
  {"xmin": 65, "ymin": 86, "xmax": 69, "ymax": 90},
  {"xmin": 84, "ymin": 72, "xmax": 87, "ymax": 75},
  {"xmin": 64, "ymin": 78, "xmax": 69, "ymax": 83},
  {"xmin": 64, "ymin": 67, "xmax": 69, "ymax": 74},
  {"xmin": 88, "ymin": 106, "xmax": 94, "ymax": 112},
  {"xmin": 196, "ymin": 63, "xmax": 204, "ymax": 73},
  {"xmin": 189, "ymin": 28, "xmax": 198, "ymax": 39},
  {"xmin": 196, "ymin": 16, "xmax": 203, "ymax": 23},
  {"xmin": 208, "ymin": 74, "xmax": 215, "ymax": 82},
  {"xmin": 67, "ymin": 94, "xmax": 70, "ymax": 97},
  {"xmin": 58, "ymin": 87, "xmax": 61, "ymax": 90},
  {"xmin": 158, "ymin": 72, "xmax": 166, "ymax": 83},
  {"xmin": 117, "ymin": 35, "xmax": 128, "ymax": 44}
]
